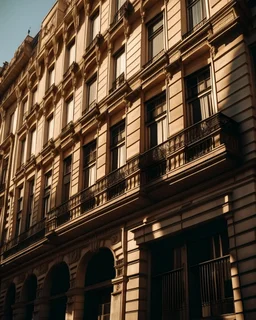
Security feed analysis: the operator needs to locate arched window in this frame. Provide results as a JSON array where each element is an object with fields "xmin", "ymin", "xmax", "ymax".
[
  {"xmin": 48, "ymin": 262, "xmax": 70, "ymax": 320},
  {"xmin": 4, "ymin": 283, "xmax": 16, "ymax": 320},
  {"xmin": 84, "ymin": 248, "xmax": 115, "ymax": 320},
  {"xmin": 22, "ymin": 274, "xmax": 37, "ymax": 320}
]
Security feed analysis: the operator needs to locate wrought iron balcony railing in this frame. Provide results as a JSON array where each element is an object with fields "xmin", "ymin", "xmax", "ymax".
[
  {"xmin": 2, "ymin": 219, "xmax": 46, "ymax": 257},
  {"xmin": 182, "ymin": 17, "xmax": 207, "ymax": 40},
  {"xmin": 0, "ymin": 182, "xmax": 5, "ymax": 193},
  {"xmin": 110, "ymin": 1, "xmax": 129, "ymax": 27},
  {"xmin": 189, "ymin": 255, "xmax": 234, "ymax": 317},
  {"xmin": 47, "ymin": 156, "xmax": 140, "ymax": 231},
  {"xmin": 109, "ymin": 72, "xmax": 125, "ymax": 93},
  {"xmin": 140, "ymin": 113, "xmax": 239, "ymax": 183}
]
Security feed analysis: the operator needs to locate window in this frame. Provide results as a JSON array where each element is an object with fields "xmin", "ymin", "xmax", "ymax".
[
  {"xmin": 8, "ymin": 112, "xmax": 15, "ymax": 135},
  {"xmin": 48, "ymin": 66, "xmax": 55, "ymax": 88},
  {"xmin": 1, "ymin": 158, "xmax": 8, "ymax": 186},
  {"xmin": 112, "ymin": 49, "xmax": 125, "ymax": 90},
  {"xmin": 117, "ymin": 0, "xmax": 126, "ymax": 9},
  {"xmin": 83, "ymin": 141, "xmax": 96, "ymax": 188},
  {"xmin": 26, "ymin": 179, "xmax": 35, "ymax": 230},
  {"xmin": 67, "ymin": 40, "xmax": 76, "ymax": 68},
  {"xmin": 66, "ymin": 97, "xmax": 74, "ymax": 125},
  {"xmin": 150, "ymin": 222, "xmax": 233, "ymax": 320},
  {"xmin": 186, "ymin": 67, "xmax": 214, "ymax": 124},
  {"xmin": 63, "ymin": 156, "xmax": 72, "ymax": 200},
  {"xmin": 20, "ymin": 138, "xmax": 26, "ymax": 166},
  {"xmin": 187, "ymin": 0, "xmax": 206, "ymax": 32},
  {"xmin": 30, "ymin": 129, "xmax": 36, "ymax": 157},
  {"xmin": 87, "ymin": 77, "xmax": 97, "ymax": 110},
  {"xmin": 31, "ymin": 88, "xmax": 37, "ymax": 107},
  {"xmin": 46, "ymin": 116, "xmax": 54, "ymax": 141},
  {"xmin": 148, "ymin": 13, "xmax": 164, "ymax": 61},
  {"xmin": 22, "ymin": 99, "xmax": 28, "ymax": 121},
  {"xmin": 16, "ymin": 185, "xmax": 24, "ymax": 237},
  {"xmin": 43, "ymin": 171, "xmax": 52, "ymax": 216},
  {"xmin": 90, "ymin": 11, "xmax": 100, "ymax": 42},
  {"xmin": 110, "ymin": 121, "xmax": 126, "ymax": 171},
  {"xmin": 146, "ymin": 92, "xmax": 167, "ymax": 148}
]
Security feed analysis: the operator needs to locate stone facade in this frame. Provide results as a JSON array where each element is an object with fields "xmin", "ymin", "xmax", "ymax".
[{"xmin": 0, "ymin": 0, "xmax": 256, "ymax": 319}]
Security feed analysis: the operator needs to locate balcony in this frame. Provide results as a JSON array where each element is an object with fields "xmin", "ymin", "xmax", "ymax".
[
  {"xmin": 109, "ymin": 72, "xmax": 125, "ymax": 93},
  {"xmin": 2, "ymin": 219, "xmax": 46, "ymax": 258},
  {"xmin": 47, "ymin": 156, "xmax": 140, "ymax": 232},
  {"xmin": 153, "ymin": 256, "xmax": 233, "ymax": 319},
  {"xmin": 182, "ymin": 18, "xmax": 207, "ymax": 40},
  {"xmin": 110, "ymin": 1, "xmax": 130, "ymax": 28},
  {"xmin": 140, "ymin": 113, "xmax": 240, "ymax": 187}
]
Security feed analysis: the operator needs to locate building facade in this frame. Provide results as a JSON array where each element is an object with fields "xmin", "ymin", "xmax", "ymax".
[{"xmin": 0, "ymin": 0, "xmax": 256, "ymax": 319}]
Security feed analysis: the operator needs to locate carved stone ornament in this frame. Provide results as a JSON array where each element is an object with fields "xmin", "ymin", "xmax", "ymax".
[
  {"xmin": 110, "ymin": 233, "xmax": 120, "ymax": 245},
  {"xmin": 89, "ymin": 235, "xmax": 100, "ymax": 253},
  {"xmin": 52, "ymin": 35, "xmax": 59, "ymax": 58},
  {"xmin": 68, "ymin": 248, "xmax": 81, "ymax": 264},
  {"xmin": 15, "ymin": 87, "xmax": 22, "ymax": 102},
  {"xmin": 123, "ymin": 17, "xmax": 130, "ymax": 39},
  {"xmin": 36, "ymin": 263, "xmax": 48, "ymax": 276},
  {"xmin": 17, "ymin": 274, "xmax": 26, "ymax": 284}
]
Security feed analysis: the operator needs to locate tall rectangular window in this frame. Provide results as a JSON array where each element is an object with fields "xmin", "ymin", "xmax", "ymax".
[
  {"xmin": 186, "ymin": 67, "xmax": 214, "ymax": 124},
  {"xmin": 83, "ymin": 141, "xmax": 96, "ymax": 188},
  {"xmin": 66, "ymin": 97, "xmax": 74, "ymax": 124},
  {"xmin": 48, "ymin": 66, "xmax": 55, "ymax": 88},
  {"xmin": 30, "ymin": 129, "xmax": 36, "ymax": 157},
  {"xmin": 43, "ymin": 171, "xmax": 52, "ymax": 216},
  {"xmin": 112, "ymin": 49, "xmax": 125, "ymax": 90},
  {"xmin": 67, "ymin": 40, "xmax": 76, "ymax": 68},
  {"xmin": 1, "ymin": 158, "xmax": 8, "ymax": 186},
  {"xmin": 20, "ymin": 138, "xmax": 26, "ymax": 166},
  {"xmin": 148, "ymin": 13, "xmax": 164, "ymax": 61},
  {"xmin": 26, "ymin": 179, "xmax": 35, "ymax": 230},
  {"xmin": 31, "ymin": 88, "xmax": 37, "ymax": 107},
  {"xmin": 46, "ymin": 116, "xmax": 54, "ymax": 141},
  {"xmin": 115, "ymin": 49, "xmax": 126, "ymax": 80},
  {"xmin": 63, "ymin": 156, "xmax": 72, "ymax": 200},
  {"xmin": 146, "ymin": 92, "xmax": 167, "ymax": 148},
  {"xmin": 87, "ymin": 77, "xmax": 97, "ymax": 110},
  {"xmin": 110, "ymin": 121, "xmax": 126, "ymax": 171},
  {"xmin": 117, "ymin": 0, "xmax": 126, "ymax": 9},
  {"xmin": 90, "ymin": 11, "xmax": 100, "ymax": 41},
  {"xmin": 9, "ymin": 112, "xmax": 15, "ymax": 135},
  {"xmin": 22, "ymin": 99, "xmax": 28, "ymax": 121},
  {"xmin": 16, "ymin": 185, "xmax": 24, "ymax": 237},
  {"xmin": 187, "ymin": 0, "xmax": 206, "ymax": 32}
]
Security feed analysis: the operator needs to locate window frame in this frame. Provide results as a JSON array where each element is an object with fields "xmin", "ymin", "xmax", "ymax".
[
  {"xmin": 145, "ymin": 91, "xmax": 167, "ymax": 149},
  {"xmin": 43, "ymin": 170, "xmax": 52, "ymax": 216},
  {"xmin": 110, "ymin": 120, "xmax": 126, "ymax": 171},
  {"xmin": 83, "ymin": 140, "xmax": 97, "ymax": 189},
  {"xmin": 185, "ymin": 66, "xmax": 214, "ymax": 125},
  {"xmin": 147, "ymin": 13, "xmax": 164, "ymax": 62},
  {"xmin": 63, "ymin": 156, "xmax": 72, "ymax": 201}
]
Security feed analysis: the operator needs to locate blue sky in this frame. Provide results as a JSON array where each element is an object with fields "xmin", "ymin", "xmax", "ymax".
[{"xmin": 0, "ymin": 0, "xmax": 56, "ymax": 65}]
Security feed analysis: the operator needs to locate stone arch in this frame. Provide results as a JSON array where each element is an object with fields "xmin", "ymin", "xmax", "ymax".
[
  {"xmin": 19, "ymin": 274, "xmax": 37, "ymax": 320},
  {"xmin": 78, "ymin": 247, "xmax": 116, "ymax": 320},
  {"xmin": 42, "ymin": 261, "xmax": 70, "ymax": 320},
  {"xmin": 3, "ymin": 283, "xmax": 16, "ymax": 320}
]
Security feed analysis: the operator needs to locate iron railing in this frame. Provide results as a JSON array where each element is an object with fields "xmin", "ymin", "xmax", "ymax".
[
  {"xmin": 154, "ymin": 267, "xmax": 185, "ymax": 319},
  {"xmin": 140, "ymin": 113, "xmax": 239, "ymax": 183},
  {"xmin": 143, "ymin": 49, "xmax": 165, "ymax": 69},
  {"xmin": 110, "ymin": 1, "xmax": 129, "ymax": 27},
  {"xmin": 182, "ymin": 17, "xmax": 207, "ymax": 40},
  {"xmin": 2, "ymin": 219, "xmax": 46, "ymax": 256},
  {"xmin": 189, "ymin": 256, "xmax": 234, "ymax": 317},
  {"xmin": 110, "ymin": 72, "xmax": 125, "ymax": 93},
  {"xmin": 47, "ymin": 156, "xmax": 140, "ymax": 230}
]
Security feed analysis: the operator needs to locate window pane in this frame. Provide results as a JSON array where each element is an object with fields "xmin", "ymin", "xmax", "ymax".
[
  {"xmin": 66, "ymin": 98, "xmax": 74, "ymax": 123},
  {"xmin": 68, "ymin": 42, "xmax": 76, "ymax": 66},
  {"xmin": 32, "ymin": 89, "xmax": 37, "ymax": 106},
  {"xmin": 30, "ymin": 130, "xmax": 36, "ymax": 156},
  {"xmin": 21, "ymin": 139, "xmax": 26, "ymax": 164},
  {"xmin": 92, "ymin": 13, "xmax": 100, "ymax": 39},
  {"xmin": 48, "ymin": 67, "xmax": 55, "ymax": 87},
  {"xmin": 117, "ymin": 0, "xmax": 126, "ymax": 9},
  {"xmin": 188, "ymin": 0, "xmax": 205, "ymax": 30},
  {"xmin": 47, "ymin": 117, "xmax": 54, "ymax": 140},
  {"xmin": 88, "ymin": 79, "xmax": 97, "ymax": 106},
  {"xmin": 118, "ymin": 144, "xmax": 126, "ymax": 168},
  {"xmin": 115, "ymin": 51, "xmax": 125, "ymax": 78}
]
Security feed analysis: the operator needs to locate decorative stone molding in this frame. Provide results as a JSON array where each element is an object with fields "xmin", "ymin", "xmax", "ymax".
[
  {"xmin": 36, "ymin": 262, "xmax": 48, "ymax": 276},
  {"xmin": 72, "ymin": 5, "xmax": 80, "ymax": 32},
  {"xmin": 89, "ymin": 235, "xmax": 100, "ymax": 253},
  {"xmin": 68, "ymin": 248, "xmax": 81, "ymax": 264}
]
